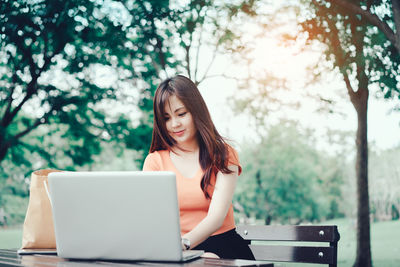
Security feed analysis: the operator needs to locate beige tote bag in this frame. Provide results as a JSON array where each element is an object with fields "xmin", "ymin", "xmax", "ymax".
[{"xmin": 21, "ymin": 169, "xmax": 62, "ymax": 249}]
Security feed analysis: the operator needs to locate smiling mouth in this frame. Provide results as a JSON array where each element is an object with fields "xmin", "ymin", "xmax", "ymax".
[{"xmin": 174, "ymin": 130, "xmax": 185, "ymax": 136}]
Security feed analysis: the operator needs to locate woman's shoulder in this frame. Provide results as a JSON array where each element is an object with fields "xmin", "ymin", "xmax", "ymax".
[
  {"xmin": 226, "ymin": 143, "xmax": 239, "ymax": 161},
  {"xmin": 146, "ymin": 150, "xmax": 171, "ymax": 161},
  {"xmin": 225, "ymin": 143, "xmax": 241, "ymax": 175},
  {"xmin": 143, "ymin": 150, "xmax": 169, "ymax": 171}
]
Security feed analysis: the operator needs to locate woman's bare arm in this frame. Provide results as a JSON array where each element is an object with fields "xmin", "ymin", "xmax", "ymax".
[{"xmin": 182, "ymin": 165, "xmax": 238, "ymax": 248}]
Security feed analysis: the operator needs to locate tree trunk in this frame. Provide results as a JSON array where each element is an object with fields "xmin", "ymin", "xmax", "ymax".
[
  {"xmin": 264, "ymin": 215, "xmax": 271, "ymax": 225},
  {"xmin": 351, "ymin": 88, "xmax": 372, "ymax": 267},
  {"xmin": 392, "ymin": 204, "xmax": 400, "ymax": 220},
  {"xmin": 0, "ymin": 140, "xmax": 10, "ymax": 163}
]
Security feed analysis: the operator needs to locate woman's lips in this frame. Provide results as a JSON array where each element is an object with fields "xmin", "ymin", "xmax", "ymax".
[{"xmin": 174, "ymin": 130, "xmax": 185, "ymax": 137}]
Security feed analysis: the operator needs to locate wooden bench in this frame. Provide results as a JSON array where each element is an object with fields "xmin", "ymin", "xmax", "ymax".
[{"xmin": 236, "ymin": 225, "xmax": 340, "ymax": 267}]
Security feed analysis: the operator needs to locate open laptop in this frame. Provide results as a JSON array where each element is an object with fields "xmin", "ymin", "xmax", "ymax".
[{"xmin": 45, "ymin": 171, "xmax": 203, "ymax": 262}]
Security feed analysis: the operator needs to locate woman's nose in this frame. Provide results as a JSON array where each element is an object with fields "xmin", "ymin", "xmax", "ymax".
[{"xmin": 171, "ymin": 117, "xmax": 180, "ymax": 127}]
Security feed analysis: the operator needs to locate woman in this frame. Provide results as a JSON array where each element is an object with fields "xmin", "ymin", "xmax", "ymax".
[{"xmin": 142, "ymin": 75, "xmax": 254, "ymax": 260}]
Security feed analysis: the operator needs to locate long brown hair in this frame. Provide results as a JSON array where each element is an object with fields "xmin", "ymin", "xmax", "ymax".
[{"xmin": 149, "ymin": 75, "xmax": 233, "ymax": 198}]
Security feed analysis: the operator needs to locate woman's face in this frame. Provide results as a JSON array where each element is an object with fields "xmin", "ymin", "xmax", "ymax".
[{"xmin": 164, "ymin": 95, "xmax": 197, "ymax": 147}]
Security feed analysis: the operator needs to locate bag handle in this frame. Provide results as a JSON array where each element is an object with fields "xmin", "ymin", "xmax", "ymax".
[{"xmin": 43, "ymin": 180, "xmax": 53, "ymax": 207}]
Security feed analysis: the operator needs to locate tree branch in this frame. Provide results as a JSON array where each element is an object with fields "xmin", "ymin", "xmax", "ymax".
[
  {"xmin": 184, "ymin": 24, "xmax": 194, "ymax": 79},
  {"xmin": 326, "ymin": 0, "xmax": 399, "ymax": 52},
  {"xmin": 137, "ymin": 1, "xmax": 168, "ymax": 76},
  {"xmin": 152, "ymin": 31, "xmax": 167, "ymax": 73},
  {"xmin": 0, "ymin": 112, "xmax": 48, "ymax": 163},
  {"xmin": 200, "ymin": 73, "xmax": 240, "ymax": 82},
  {"xmin": 143, "ymin": 45, "xmax": 161, "ymax": 77},
  {"xmin": 193, "ymin": 6, "xmax": 210, "ymax": 83},
  {"xmin": 2, "ymin": 24, "xmax": 65, "ymax": 129},
  {"xmin": 353, "ymin": 22, "xmax": 369, "ymax": 94},
  {"xmin": 197, "ymin": 40, "xmax": 219, "ymax": 85},
  {"xmin": 1, "ymin": 85, "xmax": 15, "ymax": 124},
  {"xmin": 342, "ymin": 69, "xmax": 357, "ymax": 102},
  {"xmin": 392, "ymin": 0, "xmax": 400, "ymax": 49},
  {"xmin": 5, "ymin": 79, "xmax": 37, "ymax": 126},
  {"xmin": 1, "ymin": 62, "xmax": 18, "ymax": 124},
  {"xmin": 323, "ymin": 8, "xmax": 346, "ymax": 67},
  {"xmin": 3, "ymin": 49, "xmax": 57, "ymax": 128},
  {"xmin": 194, "ymin": 22, "xmax": 204, "ymax": 83},
  {"xmin": 366, "ymin": 0, "xmax": 373, "ymax": 11},
  {"xmin": 185, "ymin": 43, "xmax": 192, "ymax": 79},
  {"xmin": 13, "ymin": 116, "xmax": 46, "ymax": 141},
  {"xmin": 1, "ymin": 32, "xmax": 41, "ymax": 127}
]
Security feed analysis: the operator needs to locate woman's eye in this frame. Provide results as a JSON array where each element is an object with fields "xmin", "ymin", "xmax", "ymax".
[
  {"xmin": 164, "ymin": 117, "xmax": 170, "ymax": 121},
  {"xmin": 178, "ymin": 112, "xmax": 187, "ymax": 117}
]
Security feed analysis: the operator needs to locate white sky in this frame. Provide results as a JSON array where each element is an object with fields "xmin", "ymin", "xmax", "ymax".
[
  {"xmin": 200, "ymin": 80, "xmax": 400, "ymax": 151},
  {"xmin": 196, "ymin": 37, "xmax": 400, "ymax": 152}
]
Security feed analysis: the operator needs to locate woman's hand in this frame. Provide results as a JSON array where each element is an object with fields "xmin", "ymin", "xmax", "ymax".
[{"xmin": 202, "ymin": 252, "xmax": 220, "ymax": 258}]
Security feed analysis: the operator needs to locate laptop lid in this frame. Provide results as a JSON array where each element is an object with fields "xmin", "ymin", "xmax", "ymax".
[{"xmin": 47, "ymin": 171, "xmax": 187, "ymax": 261}]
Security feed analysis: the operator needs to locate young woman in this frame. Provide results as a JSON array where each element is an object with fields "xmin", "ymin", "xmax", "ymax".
[{"xmin": 142, "ymin": 75, "xmax": 254, "ymax": 260}]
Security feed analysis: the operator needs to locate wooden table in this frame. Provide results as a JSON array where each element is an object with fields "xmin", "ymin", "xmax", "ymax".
[{"xmin": 0, "ymin": 249, "xmax": 273, "ymax": 267}]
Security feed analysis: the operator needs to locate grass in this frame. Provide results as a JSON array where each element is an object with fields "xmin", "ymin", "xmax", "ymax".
[
  {"xmin": 0, "ymin": 226, "xmax": 23, "ymax": 249},
  {"xmin": 1, "ymin": 218, "xmax": 399, "ymax": 266},
  {"xmin": 330, "ymin": 218, "xmax": 400, "ymax": 267},
  {"xmin": 370, "ymin": 220, "xmax": 400, "ymax": 267}
]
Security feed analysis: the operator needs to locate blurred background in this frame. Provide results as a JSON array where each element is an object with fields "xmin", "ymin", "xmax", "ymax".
[{"xmin": 0, "ymin": 0, "xmax": 399, "ymax": 266}]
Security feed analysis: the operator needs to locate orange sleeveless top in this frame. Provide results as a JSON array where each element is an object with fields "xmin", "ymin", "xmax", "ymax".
[{"xmin": 142, "ymin": 146, "xmax": 241, "ymax": 236}]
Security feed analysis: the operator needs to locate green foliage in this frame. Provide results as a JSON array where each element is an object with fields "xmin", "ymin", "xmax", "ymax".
[
  {"xmin": 0, "ymin": 195, "xmax": 28, "ymax": 226},
  {"xmin": 298, "ymin": 0, "xmax": 400, "ymax": 101},
  {"xmin": 0, "ymin": 0, "xmax": 255, "ymax": 172},
  {"xmin": 0, "ymin": 168, "xmax": 29, "ymax": 226},
  {"xmin": 0, "ymin": 228, "xmax": 23, "ymax": 249},
  {"xmin": 0, "ymin": 0, "xmax": 152, "ymax": 169},
  {"xmin": 234, "ymin": 121, "xmax": 345, "ymax": 224},
  {"xmin": 0, "ymin": 1, "xmax": 259, "ymax": 227}
]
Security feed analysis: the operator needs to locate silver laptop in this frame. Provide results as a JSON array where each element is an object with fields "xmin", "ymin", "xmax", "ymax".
[{"xmin": 47, "ymin": 171, "xmax": 203, "ymax": 261}]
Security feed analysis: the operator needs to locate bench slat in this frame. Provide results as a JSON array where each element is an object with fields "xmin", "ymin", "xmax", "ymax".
[
  {"xmin": 236, "ymin": 225, "xmax": 340, "ymax": 242},
  {"xmin": 249, "ymin": 245, "xmax": 335, "ymax": 264}
]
